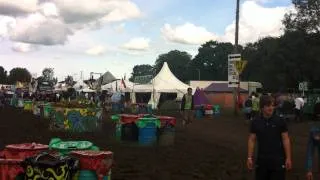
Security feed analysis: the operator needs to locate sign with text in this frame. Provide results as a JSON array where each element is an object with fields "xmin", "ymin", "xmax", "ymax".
[
  {"xmin": 299, "ymin": 82, "xmax": 308, "ymax": 91},
  {"xmin": 228, "ymin": 54, "xmax": 241, "ymax": 87}
]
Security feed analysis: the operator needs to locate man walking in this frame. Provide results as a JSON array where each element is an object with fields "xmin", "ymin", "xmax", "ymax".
[
  {"xmin": 247, "ymin": 95, "xmax": 292, "ymax": 180},
  {"xmin": 181, "ymin": 88, "xmax": 194, "ymax": 126}
]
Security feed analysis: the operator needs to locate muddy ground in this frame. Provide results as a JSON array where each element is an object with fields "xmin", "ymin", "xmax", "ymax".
[{"xmin": 0, "ymin": 107, "xmax": 318, "ymax": 180}]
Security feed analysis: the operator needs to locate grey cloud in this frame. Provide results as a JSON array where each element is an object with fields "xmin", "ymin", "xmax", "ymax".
[
  {"xmin": 11, "ymin": 19, "xmax": 72, "ymax": 45},
  {"xmin": 0, "ymin": 0, "xmax": 38, "ymax": 16}
]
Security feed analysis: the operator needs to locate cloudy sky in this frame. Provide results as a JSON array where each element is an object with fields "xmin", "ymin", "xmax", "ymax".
[{"xmin": 0, "ymin": 0, "xmax": 292, "ymax": 81}]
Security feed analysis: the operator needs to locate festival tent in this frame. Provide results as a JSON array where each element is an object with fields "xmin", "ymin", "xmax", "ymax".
[
  {"xmin": 146, "ymin": 62, "xmax": 190, "ymax": 108},
  {"xmin": 54, "ymin": 82, "xmax": 68, "ymax": 92},
  {"xmin": 150, "ymin": 62, "xmax": 190, "ymax": 93},
  {"xmin": 193, "ymin": 88, "xmax": 210, "ymax": 106},
  {"xmin": 101, "ymin": 79, "xmax": 134, "ymax": 92},
  {"xmin": 73, "ymin": 80, "xmax": 89, "ymax": 91},
  {"xmin": 78, "ymin": 87, "xmax": 96, "ymax": 93},
  {"xmin": 97, "ymin": 71, "xmax": 117, "ymax": 86}
]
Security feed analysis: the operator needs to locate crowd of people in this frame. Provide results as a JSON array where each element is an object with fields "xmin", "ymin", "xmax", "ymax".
[
  {"xmin": 246, "ymin": 94, "xmax": 320, "ymax": 180},
  {"xmin": 243, "ymin": 92, "xmax": 320, "ymax": 122},
  {"xmin": 0, "ymin": 86, "xmax": 129, "ymax": 113}
]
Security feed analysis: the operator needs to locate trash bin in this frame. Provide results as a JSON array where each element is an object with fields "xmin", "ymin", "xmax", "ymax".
[
  {"xmin": 0, "ymin": 159, "xmax": 24, "ymax": 180},
  {"xmin": 204, "ymin": 104, "xmax": 213, "ymax": 116},
  {"xmin": 157, "ymin": 116, "xmax": 176, "ymax": 146},
  {"xmin": 23, "ymin": 101, "xmax": 33, "ymax": 111},
  {"xmin": 70, "ymin": 150, "xmax": 113, "ymax": 180},
  {"xmin": 49, "ymin": 138, "xmax": 99, "ymax": 156},
  {"xmin": 213, "ymin": 105, "xmax": 221, "ymax": 116},
  {"xmin": 22, "ymin": 152, "xmax": 79, "ymax": 180},
  {"xmin": 3, "ymin": 143, "xmax": 49, "ymax": 159},
  {"xmin": 111, "ymin": 115, "xmax": 121, "ymax": 141},
  {"xmin": 43, "ymin": 103, "xmax": 52, "ymax": 119},
  {"xmin": 136, "ymin": 118, "xmax": 160, "ymax": 146},
  {"xmin": 119, "ymin": 114, "xmax": 140, "ymax": 142}
]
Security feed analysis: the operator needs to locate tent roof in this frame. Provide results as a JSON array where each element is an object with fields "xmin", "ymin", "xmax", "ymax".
[
  {"xmin": 204, "ymin": 83, "xmax": 247, "ymax": 93},
  {"xmin": 150, "ymin": 62, "xmax": 189, "ymax": 93},
  {"xmin": 101, "ymin": 79, "xmax": 134, "ymax": 92},
  {"xmin": 194, "ymin": 88, "xmax": 210, "ymax": 105},
  {"xmin": 73, "ymin": 80, "xmax": 89, "ymax": 90},
  {"xmin": 98, "ymin": 71, "xmax": 117, "ymax": 86},
  {"xmin": 78, "ymin": 87, "xmax": 96, "ymax": 92}
]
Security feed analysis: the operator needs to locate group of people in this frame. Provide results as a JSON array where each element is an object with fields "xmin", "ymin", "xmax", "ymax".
[
  {"xmin": 243, "ymin": 92, "xmax": 310, "ymax": 122},
  {"xmin": 247, "ymin": 94, "xmax": 320, "ymax": 180}
]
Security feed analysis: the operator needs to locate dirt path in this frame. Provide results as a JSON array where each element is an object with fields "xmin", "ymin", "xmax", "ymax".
[{"xmin": 0, "ymin": 107, "xmax": 318, "ymax": 180}]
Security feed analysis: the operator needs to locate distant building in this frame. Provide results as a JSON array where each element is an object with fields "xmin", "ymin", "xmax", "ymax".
[{"xmin": 189, "ymin": 81, "xmax": 262, "ymax": 95}]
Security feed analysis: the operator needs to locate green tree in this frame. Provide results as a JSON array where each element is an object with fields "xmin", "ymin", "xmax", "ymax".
[
  {"xmin": 242, "ymin": 37, "xmax": 286, "ymax": 91},
  {"xmin": 0, "ymin": 66, "xmax": 7, "ymax": 84},
  {"xmin": 188, "ymin": 41, "xmax": 235, "ymax": 81},
  {"xmin": 65, "ymin": 75, "xmax": 75, "ymax": 87},
  {"xmin": 242, "ymin": 32, "xmax": 320, "ymax": 91},
  {"xmin": 153, "ymin": 50, "xmax": 191, "ymax": 82},
  {"xmin": 129, "ymin": 64, "xmax": 153, "ymax": 82},
  {"xmin": 8, "ymin": 68, "xmax": 31, "ymax": 83},
  {"xmin": 283, "ymin": 0, "xmax": 320, "ymax": 33},
  {"xmin": 42, "ymin": 68, "xmax": 55, "ymax": 81}
]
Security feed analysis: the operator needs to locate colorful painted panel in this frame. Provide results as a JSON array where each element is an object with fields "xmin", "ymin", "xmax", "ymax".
[{"xmin": 50, "ymin": 107, "xmax": 103, "ymax": 132}]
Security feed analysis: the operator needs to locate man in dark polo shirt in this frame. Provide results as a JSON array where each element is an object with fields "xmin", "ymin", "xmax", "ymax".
[{"xmin": 247, "ymin": 95, "xmax": 292, "ymax": 180}]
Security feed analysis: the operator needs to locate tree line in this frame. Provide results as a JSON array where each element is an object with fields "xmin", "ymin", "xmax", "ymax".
[
  {"xmin": 129, "ymin": 0, "xmax": 320, "ymax": 92},
  {"xmin": 0, "ymin": 67, "xmax": 32, "ymax": 84},
  {"xmin": 0, "ymin": 67, "xmax": 58, "ymax": 86}
]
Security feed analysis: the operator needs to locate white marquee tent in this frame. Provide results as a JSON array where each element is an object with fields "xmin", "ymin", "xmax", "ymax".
[
  {"xmin": 126, "ymin": 62, "xmax": 190, "ymax": 108},
  {"xmin": 147, "ymin": 62, "xmax": 190, "ymax": 108},
  {"xmin": 73, "ymin": 80, "xmax": 89, "ymax": 91},
  {"xmin": 100, "ymin": 62, "xmax": 190, "ymax": 108}
]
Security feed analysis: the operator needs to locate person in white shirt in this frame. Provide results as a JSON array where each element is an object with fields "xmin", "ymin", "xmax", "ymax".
[{"xmin": 294, "ymin": 95, "xmax": 304, "ymax": 122}]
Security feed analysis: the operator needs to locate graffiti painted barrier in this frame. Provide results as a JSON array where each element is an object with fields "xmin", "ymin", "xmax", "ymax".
[{"xmin": 50, "ymin": 107, "xmax": 103, "ymax": 132}]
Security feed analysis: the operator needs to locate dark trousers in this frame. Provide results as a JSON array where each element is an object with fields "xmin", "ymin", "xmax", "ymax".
[
  {"xmin": 255, "ymin": 158, "xmax": 285, "ymax": 180},
  {"xmin": 294, "ymin": 108, "xmax": 302, "ymax": 122}
]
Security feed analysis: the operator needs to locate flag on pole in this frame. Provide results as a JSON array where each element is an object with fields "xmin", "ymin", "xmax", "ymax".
[{"xmin": 121, "ymin": 78, "xmax": 126, "ymax": 89}]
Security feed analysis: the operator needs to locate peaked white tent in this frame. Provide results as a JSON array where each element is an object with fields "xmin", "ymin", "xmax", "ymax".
[
  {"xmin": 147, "ymin": 62, "xmax": 190, "ymax": 108},
  {"xmin": 151, "ymin": 62, "xmax": 190, "ymax": 93}
]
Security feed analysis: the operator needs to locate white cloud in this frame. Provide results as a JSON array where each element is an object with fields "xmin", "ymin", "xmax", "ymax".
[
  {"xmin": 220, "ymin": 0, "xmax": 292, "ymax": 44},
  {"xmin": 122, "ymin": 37, "xmax": 150, "ymax": 51},
  {"xmin": 102, "ymin": 1, "xmax": 141, "ymax": 22},
  {"xmin": 0, "ymin": 15, "xmax": 15, "ymax": 38},
  {"xmin": 53, "ymin": 0, "xmax": 141, "ymax": 24},
  {"xmin": 161, "ymin": 23, "xmax": 218, "ymax": 45},
  {"xmin": 12, "ymin": 42, "xmax": 38, "ymax": 52},
  {"xmin": 40, "ymin": 2, "xmax": 59, "ymax": 17},
  {"xmin": 0, "ymin": 0, "xmax": 38, "ymax": 16},
  {"xmin": 10, "ymin": 13, "xmax": 71, "ymax": 45},
  {"xmin": 85, "ymin": 45, "xmax": 106, "ymax": 56}
]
